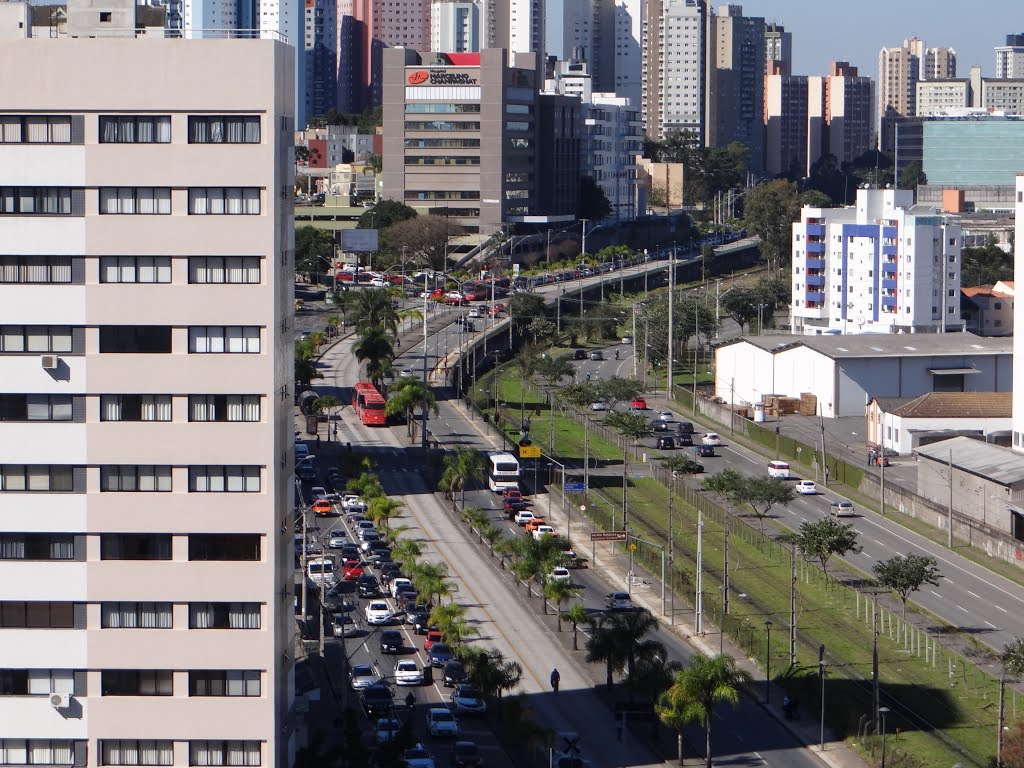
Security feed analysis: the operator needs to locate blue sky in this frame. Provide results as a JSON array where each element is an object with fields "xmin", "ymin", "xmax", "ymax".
[{"xmin": 741, "ymin": 0, "xmax": 1021, "ymax": 77}]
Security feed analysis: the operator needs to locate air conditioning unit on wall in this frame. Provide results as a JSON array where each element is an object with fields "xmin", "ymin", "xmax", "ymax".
[
  {"xmin": 49, "ymin": 692, "xmax": 70, "ymax": 709},
  {"xmin": 41, "ymin": 355, "xmax": 58, "ymax": 370}
]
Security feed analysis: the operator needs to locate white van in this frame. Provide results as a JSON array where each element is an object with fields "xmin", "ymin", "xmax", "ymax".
[{"xmin": 767, "ymin": 460, "xmax": 791, "ymax": 479}]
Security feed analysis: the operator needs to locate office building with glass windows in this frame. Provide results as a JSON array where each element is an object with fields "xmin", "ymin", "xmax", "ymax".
[{"xmin": 0, "ymin": 23, "xmax": 295, "ymax": 768}]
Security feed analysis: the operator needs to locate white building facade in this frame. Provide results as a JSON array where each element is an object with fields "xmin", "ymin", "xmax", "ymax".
[
  {"xmin": 430, "ymin": 0, "xmax": 480, "ymax": 52},
  {"xmin": 996, "ymin": 35, "xmax": 1024, "ymax": 79},
  {"xmin": 791, "ymin": 188, "xmax": 963, "ymax": 335},
  {"xmin": 0, "ymin": 34, "xmax": 296, "ymax": 767},
  {"xmin": 642, "ymin": 0, "xmax": 705, "ymax": 140}
]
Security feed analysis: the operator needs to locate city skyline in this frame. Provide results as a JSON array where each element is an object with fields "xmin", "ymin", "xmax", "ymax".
[{"xmin": 716, "ymin": 1, "xmax": 1020, "ymax": 79}]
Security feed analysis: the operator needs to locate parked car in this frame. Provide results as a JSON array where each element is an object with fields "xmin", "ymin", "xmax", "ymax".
[
  {"xmin": 410, "ymin": 609, "xmax": 432, "ymax": 635},
  {"xmin": 342, "ymin": 494, "xmax": 367, "ymax": 512},
  {"xmin": 391, "ymin": 577, "xmax": 414, "ymax": 599},
  {"xmin": 830, "ymin": 500, "xmax": 855, "ymax": 517},
  {"xmin": 331, "ymin": 613, "xmax": 357, "ymax": 637},
  {"xmin": 375, "ymin": 717, "xmax": 402, "ymax": 745},
  {"xmin": 450, "ymin": 685, "xmax": 487, "ymax": 715},
  {"xmin": 796, "ymin": 480, "xmax": 817, "ymax": 495},
  {"xmin": 426, "ymin": 707, "xmax": 459, "ymax": 737},
  {"xmin": 424, "ymin": 630, "xmax": 444, "ymax": 651},
  {"xmin": 605, "ymin": 592, "xmax": 633, "ymax": 611}
]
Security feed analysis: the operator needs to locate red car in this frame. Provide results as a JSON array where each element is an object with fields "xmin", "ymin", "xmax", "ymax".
[
  {"xmin": 490, "ymin": 304, "xmax": 506, "ymax": 316},
  {"xmin": 342, "ymin": 559, "xmax": 364, "ymax": 580},
  {"xmin": 630, "ymin": 398, "xmax": 648, "ymax": 410},
  {"xmin": 503, "ymin": 488, "xmax": 524, "ymax": 502},
  {"xmin": 424, "ymin": 630, "xmax": 443, "ymax": 651}
]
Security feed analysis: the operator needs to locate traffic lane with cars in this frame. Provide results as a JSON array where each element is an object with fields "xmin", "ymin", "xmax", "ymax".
[
  {"xmin": 649, "ymin": 401, "xmax": 1024, "ymax": 651},
  {"xmin": 461, "ymin": 486, "xmax": 829, "ymax": 768}
]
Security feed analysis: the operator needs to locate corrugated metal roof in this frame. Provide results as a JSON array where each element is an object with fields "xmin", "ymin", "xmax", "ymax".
[
  {"xmin": 890, "ymin": 392, "xmax": 1011, "ymax": 419},
  {"xmin": 717, "ymin": 333, "xmax": 1012, "ymax": 360},
  {"xmin": 916, "ymin": 436, "xmax": 1024, "ymax": 486}
]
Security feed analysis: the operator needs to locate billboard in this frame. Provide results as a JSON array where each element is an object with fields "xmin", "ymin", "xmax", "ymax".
[{"xmin": 340, "ymin": 229, "xmax": 379, "ymax": 252}]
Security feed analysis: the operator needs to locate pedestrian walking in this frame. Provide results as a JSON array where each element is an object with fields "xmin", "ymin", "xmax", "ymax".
[
  {"xmin": 550, "ymin": 668, "xmax": 560, "ymax": 694},
  {"xmin": 315, "ymin": 434, "xmax": 321, "ymax": 450}
]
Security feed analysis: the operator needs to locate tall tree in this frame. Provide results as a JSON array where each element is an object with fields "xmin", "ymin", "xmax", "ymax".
[
  {"xmin": 721, "ymin": 288, "xmax": 761, "ymax": 335},
  {"xmin": 387, "ymin": 376, "xmax": 438, "ymax": 439},
  {"xmin": 578, "ymin": 175, "xmax": 613, "ymax": 221},
  {"xmin": 438, "ymin": 448, "xmax": 486, "ymax": 509},
  {"xmin": 350, "ymin": 288, "xmax": 402, "ymax": 337},
  {"xmin": 381, "ymin": 214, "xmax": 464, "ymax": 271},
  {"xmin": 702, "ymin": 470, "xmax": 793, "ymax": 533},
  {"xmin": 961, "ymin": 241, "xmax": 1013, "ymax": 287},
  {"xmin": 585, "ymin": 613, "xmax": 627, "ymax": 687},
  {"xmin": 899, "ymin": 159, "xmax": 927, "ymax": 190},
  {"xmin": 357, "ymin": 199, "xmax": 416, "ymax": 230},
  {"xmin": 543, "ymin": 579, "xmax": 582, "ymax": 631},
  {"xmin": 792, "ymin": 517, "xmax": 862, "ymax": 578},
  {"xmin": 743, "ymin": 179, "xmax": 801, "ymax": 273},
  {"xmin": 352, "ymin": 329, "xmax": 394, "ymax": 389},
  {"xmin": 872, "ymin": 553, "xmax": 941, "ymax": 622},
  {"xmin": 295, "ymin": 226, "xmax": 335, "ymax": 277},
  {"xmin": 655, "ymin": 653, "xmax": 750, "ymax": 768}
]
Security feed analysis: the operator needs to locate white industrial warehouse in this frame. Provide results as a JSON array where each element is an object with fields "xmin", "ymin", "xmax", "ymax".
[{"xmin": 714, "ymin": 334, "xmax": 1012, "ymax": 418}]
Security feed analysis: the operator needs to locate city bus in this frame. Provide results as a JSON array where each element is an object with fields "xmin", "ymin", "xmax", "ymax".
[
  {"xmin": 353, "ymin": 382, "xmax": 387, "ymax": 426},
  {"xmin": 487, "ymin": 451, "xmax": 521, "ymax": 493}
]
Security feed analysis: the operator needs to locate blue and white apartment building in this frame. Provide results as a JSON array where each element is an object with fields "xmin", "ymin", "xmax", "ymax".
[{"xmin": 791, "ymin": 188, "xmax": 963, "ymax": 335}]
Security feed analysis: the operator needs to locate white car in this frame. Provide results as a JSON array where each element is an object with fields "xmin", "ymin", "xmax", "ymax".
[
  {"xmin": 449, "ymin": 685, "xmax": 487, "ymax": 715},
  {"xmin": 394, "ymin": 660, "xmax": 424, "ymax": 686},
  {"xmin": 328, "ymin": 531, "xmax": 348, "ymax": 549},
  {"xmin": 370, "ymin": 278, "xmax": 389, "ymax": 288},
  {"xmin": 426, "ymin": 707, "xmax": 459, "ymax": 737},
  {"xmin": 830, "ymin": 500, "xmax": 855, "ymax": 517},
  {"xmin": 365, "ymin": 600, "xmax": 393, "ymax": 625},
  {"xmin": 342, "ymin": 494, "xmax": 367, "ymax": 512},
  {"xmin": 403, "ymin": 745, "xmax": 435, "ymax": 768},
  {"xmin": 605, "ymin": 592, "xmax": 633, "ymax": 611},
  {"xmin": 331, "ymin": 613, "xmax": 357, "ymax": 637},
  {"xmin": 620, "ymin": 336, "xmax": 632, "ymax": 344},
  {"xmin": 796, "ymin": 480, "xmax": 817, "ymax": 495},
  {"xmin": 514, "ymin": 511, "xmax": 536, "ymax": 526},
  {"xmin": 467, "ymin": 308, "xmax": 483, "ymax": 319},
  {"xmin": 375, "ymin": 717, "xmax": 402, "ymax": 744},
  {"xmin": 532, "ymin": 525, "xmax": 555, "ymax": 540},
  {"xmin": 656, "ymin": 411, "xmax": 673, "ymax": 422},
  {"xmin": 589, "ymin": 400, "xmax": 608, "ymax": 411},
  {"xmin": 349, "ymin": 664, "xmax": 382, "ymax": 690},
  {"xmin": 548, "ymin": 567, "xmax": 571, "ymax": 583},
  {"xmin": 702, "ymin": 433, "xmax": 722, "ymax": 447},
  {"xmin": 390, "ymin": 578, "xmax": 414, "ymax": 599},
  {"xmin": 310, "ymin": 486, "xmax": 328, "ymax": 501},
  {"xmin": 400, "ymin": 367, "xmax": 415, "ymax": 377}
]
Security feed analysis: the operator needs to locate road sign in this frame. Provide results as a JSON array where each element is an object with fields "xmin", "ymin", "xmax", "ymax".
[
  {"xmin": 564, "ymin": 481, "xmax": 587, "ymax": 493},
  {"xmin": 519, "ymin": 445, "xmax": 541, "ymax": 459},
  {"xmin": 590, "ymin": 531, "xmax": 627, "ymax": 542}
]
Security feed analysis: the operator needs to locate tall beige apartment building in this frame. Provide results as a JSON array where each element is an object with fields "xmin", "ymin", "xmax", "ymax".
[
  {"xmin": 878, "ymin": 37, "xmax": 955, "ymax": 152},
  {"xmin": 0, "ymin": 23, "xmax": 296, "ymax": 768}
]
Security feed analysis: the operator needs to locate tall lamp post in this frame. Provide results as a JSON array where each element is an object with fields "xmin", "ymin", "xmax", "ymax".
[
  {"xmin": 819, "ymin": 660, "xmax": 828, "ymax": 751},
  {"xmin": 421, "ymin": 274, "xmax": 430, "ymax": 449},
  {"xmin": 764, "ymin": 620, "xmax": 773, "ymax": 704},
  {"xmin": 878, "ymin": 706, "xmax": 891, "ymax": 768}
]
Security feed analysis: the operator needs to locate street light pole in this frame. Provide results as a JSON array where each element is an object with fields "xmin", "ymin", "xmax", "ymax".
[
  {"xmin": 667, "ymin": 247, "xmax": 674, "ymax": 394},
  {"xmin": 879, "ymin": 707, "xmax": 891, "ymax": 768},
  {"xmin": 764, "ymin": 620, "xmax": 773, "ymax": 704},
  {"xmin": 819, "ymin": 660, "xmax": 828, "ymax": 751},
  {"xmin": 421, "ymin": 274, "xmax": 429, "ymax": 449}
]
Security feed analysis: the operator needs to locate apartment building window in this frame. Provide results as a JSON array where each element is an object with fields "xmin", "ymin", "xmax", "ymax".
[
  {"xmin": 0, "ymin": 187, "xmax": 72, "ymax": 215},
  {"xmin": 100, "ymin": 534, "xmax": 172, "ymax": 560},
  {"xmin": 99, "ymin": 188, "xmax": 171, "ymax": 215},
  {"xmin": 188, "ymin": 395, "xmax": 260, "ymax": 422},
  {"xmin": 188, "ymin": 466, "xmax": 260, "ymax": 492},
  {"xmin": 0, "ymin": 740, "xmax": 75, "ymax": 765},
  {"xmin": 0, "ymin": 394, "xmax": 73, "ymax": 422},
  {"xmin": 0, "ymin": 670, "xmax": 73, "ymax": 696},
  {"xmin": 0, "ymin": 534, "xmax": 74, "ymax": 560},
  {"xmin": 0, "ymin": 602, "xmax": 74, "ymax": 628},
  {"xmin": 98, "ymin": 326, "xmax": 171, "ymax": 354},
  {"xmin": 188, "ymin": 326, "xmax": 260, "ymax": 354},
  {"xmin": 187, "ymin": 188, "xmax": 260, "ymax": 215},
  {"xmin": 188, "ymin": 602, "xmax": 260, "ymax": 629},
  {"xmin": 100, "ymin": 395, "xmax": 172, "ymax": 422},
  {"xmin": 405, "ymin": 103, "xmax": 481, "ymax": 113},
  {"xmin": 0, "ymin": 256, "xmax": 72, "ymax": 284},
  {"xmin": 189, "ymin": 671, "xmax": 260, "ymax": 697},
  {"xmin": 101, "ymin": 670, "xmax": 173, "ymax": 696},
  {"xmin": 187, "ymin": 116, "xmax": 261, "ymax": 144},
  {"xmin": 188, "ymin": 256, "xmax": 260, "ymax": 284},
  {"xmin": 189, "ymin": 534, "xmax": 260, "ymax": 561},
  {"xmin": 0, "ymin": 325, "xmax": 71, "ymax": 354},
  {"xmin": 99, "ymin": 116, "xmax": 171, "ymax": 144},
  {"xmin": 0, "ymin": 466, "xmax": 73, "ymax": 492},
  {"xmin": 189, "ymin": 742, "xmax": 260, "ymax": 767},
  {"xmin": 101, "ymin": 602, "xmax": 172, "ymax": 629},
  {"xmin": 99, "ymin": 741, "xmax": 173, "ymax": 767},
  {"xmin": 0, "ymin": 115, "xmax": 72, "ymax": 143},
  {"xmin": 100, "ymin": 256, "xmax": 172, "ymax": 284},
  {"xmin": 100, "ymin": 466, "xmax": 172, "ymax": 492}
]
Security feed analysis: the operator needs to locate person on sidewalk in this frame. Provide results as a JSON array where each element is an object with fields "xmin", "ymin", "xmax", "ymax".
[{"xmin": 550, "ymin": 668, "xmax": 560, "ymax": 694}]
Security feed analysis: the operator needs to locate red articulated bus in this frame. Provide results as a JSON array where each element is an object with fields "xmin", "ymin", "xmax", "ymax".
[{"xmin": 353, "ymin": 382, "xmax": 387, "ymax": 426}]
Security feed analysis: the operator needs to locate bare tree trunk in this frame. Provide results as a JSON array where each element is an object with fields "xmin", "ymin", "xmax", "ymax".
[{"xmin": 705, "ymin": 719, "xmax": 713, "ymax": 768}]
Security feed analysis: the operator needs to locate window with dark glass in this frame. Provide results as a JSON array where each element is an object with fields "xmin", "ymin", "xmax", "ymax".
[
  {"xmin": 0, "ymin": 115, "xmax": 72, "ymax": 143},
  {"xmin": 0, "ymin": 187, "xmax": 72, "ymax": 214},
  {"xmin": 101, "ymin": 670, "xmax": 173, "ymax": 696},
  {"xmin": 189, "ymin": 670, "xmax": 260, "ymax": 696},
  {"xmin": 98, "ymin": 326, "xmax": 172, "ymax": 353},
  {"xmin": 100, "ymin": 466, "xmax": 172, "ymax": 492},
  {"xmin": 0, "ymin": 465, "xmax": 74, "ymax": 492},
  {"xmin": 0, "ymin": 395, "xmax": 73, "ymax": 422},
  {"xmin": 0, "ymin": 602, "xmax": 75, "ymax": 628},
  {"xmin": 189, "ymin": 534, "xmax": 260, "ymax": 561},
  {"xmin": 100, "ymin": 534, "xmax": 172, "ymax": 560},
  {"xmin": 0, "ymin": 534, "xmax": 74, "ymax": 560}
]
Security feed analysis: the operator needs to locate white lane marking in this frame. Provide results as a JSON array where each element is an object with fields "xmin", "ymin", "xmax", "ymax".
[
  {"xmin": 873, "ymin": 539, "xmax": 886, "ymax": 547},
  {"xmin": 861, "ymin": 552, "xmax": 872, "ymax": 558},
  {"xmin": 944, "ymin": 577, "xmax": 955, "ymax": 584},
  {"xmin": 723, "ymin": 446, "xmax": 759, "ymax": 465},
  {"xmin": 968, "ymin": 590, "xmax": 980, "ymax": 599},
  {"xmin": 930, "ymin": 590, "xmax": 942, "ymax": 598},
  {"xmin": 997, "ymin": 606, "xmax": 1009, "ymax": 613},
  {"xmin": 957, "ymin": 605, "xmax": 968, "ymax": 613},
  {"xmin": 986, "ymin": 621, "xmax": 998, "ymax": 629}
]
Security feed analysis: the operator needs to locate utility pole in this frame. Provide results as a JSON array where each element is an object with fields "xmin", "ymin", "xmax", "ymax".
[
  {"xmin": 300, "ymin": 498, "xmax": 308, "ymax": 618},
  {"xmin": 667, "ymin": 248, "xmax": 674, "ymax": 394},
  {"xmin": 999, "ymin": 672, "xmax": 1007, "ymax": 768},
  {"xmin": 819, "ymin": 402, "xmax": 829, "ymax": 488},
  {"xmin": 790, "ymin": 545, "xmax": 797, "ymax": 665},
  {"xmin": 948, "ymin": 449, "xmax": 954, "ymax": 547},
  {"xmin": 579, "ymin": 219, "xmax": 588, "ymax": 320},
  {"xmin": 421, "ymin": 274, "xmax": 430, "ymax": 448},
  {"xmin": 632, "ymin": 306, "xmax": 638, "ymax": 378},
  {"xmin": 695, "ymin": 510, "xmax": 703, "ymax": 635},
  {"xmin": 872, "ymin": 597, "xmax": 880, "ymax": 733},
  {"xmin": 318, "ymin": 569, "xmax": 326, "ymax": 656},
  {"xmin": 691, "ymin": 301, "xmax": 698, "ymax": 415},
  {"xmin": 715, "ymin": 278, "xmax": 721, "ymax": 339}
]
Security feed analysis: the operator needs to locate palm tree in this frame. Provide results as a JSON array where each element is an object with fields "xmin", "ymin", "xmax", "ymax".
[
  {"xmin": 428, "ymin": 603, "xmax": 479, "ymax": 648},
  {"xmin": 410, "ymin": 561, "xmax": 451, "ymax": 606},
  {"xmin": 562, "ymin": 603, "xmax": 589, "ymax": 650},
  {"xmin": 387, "ymin": 377, "xmax": 438, "ymax": 439},
  {"xmin": 312, "ymin": 395, "xmax": 342, "ymax": 439},
  {"xmin": 459, "ymin": 647, "xmax": 523, "ymax": 714},
  {"xmin": 439, "ymin": 449, "xmax": 486, "ymax": 509},
  {"xmin": 610, "ymin": 608, "xmax": 665, "ymax": 687},
  {"xmin": 544, "ymin": 580, "xmax": 582, "ymax": 631},
  {"xmin": 605, "ymin": 411, "xmax": 652, "ymax": 527},
  {"xmin": 353, "ymin": 328, "xmax": 394, "ymax": 389},
  {"xmin": 350, "ymin": 288, "xmax": 401, "ymax": 337},
  {"xmin": 655, "ymin": 653, "xmax": 751, "ymax": 768},
  {"xmin": 512, "ymin": 344, "xmax": 539, "ymax": 418},
  {"xmin": 585, "ymin": 613, "xmax": 627, "ymax": 688},
  {"xmin": 367, "ymin": 496, "xmax": 403, "ymax": 530},
  {"xmin": 391, "ymin": 539, "xmax": 423, "ymax": 568}
]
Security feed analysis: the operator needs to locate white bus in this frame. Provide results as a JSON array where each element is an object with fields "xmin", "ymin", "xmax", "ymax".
[
  {"xmin": 487, "ymin": 452, "xmax": 521, "ymax": 492},
  {"xmin": 767, "ymin": 460, "xmax": 791, "ymax": 479}
]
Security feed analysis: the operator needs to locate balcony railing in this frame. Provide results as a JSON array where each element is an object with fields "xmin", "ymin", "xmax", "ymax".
[{"xmin": 806, "ymin": 241, "xmax": 825, "ymax": 254}]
